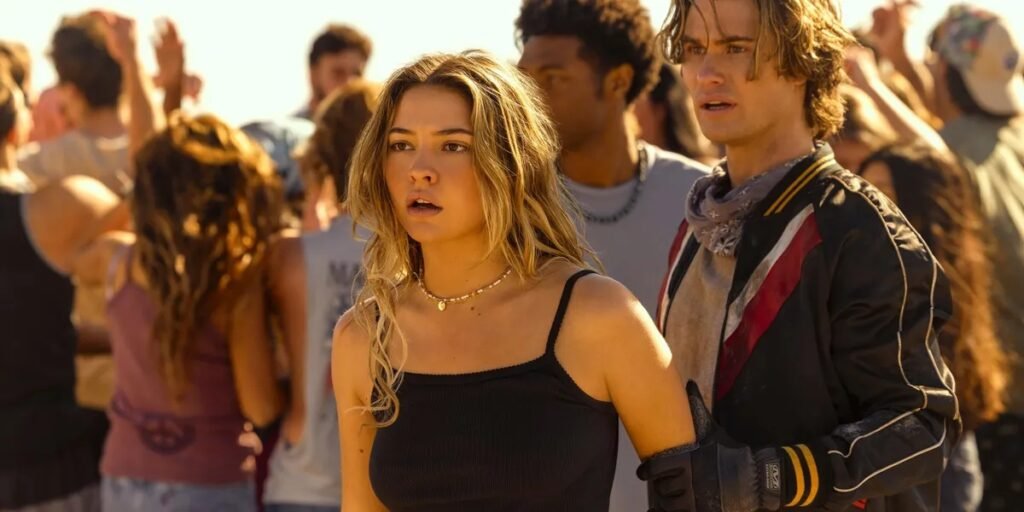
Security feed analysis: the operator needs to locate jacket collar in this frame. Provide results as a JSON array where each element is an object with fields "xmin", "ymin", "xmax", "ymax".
[{"xmin": 749, "ymin": 144, "xmax": 839, "ymax": 219}]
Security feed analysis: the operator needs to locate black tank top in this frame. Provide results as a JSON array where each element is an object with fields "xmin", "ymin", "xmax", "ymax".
[
  {"xmin": 0, "ymin": 190, "xmax": 107, "ymax": 507},
  {"xmin": 369, "ymin": 270, "xmax": 619, "ymax": 511},
  {"xmin": 0, "ymin": 190, "xmax": 76, "ymax": 410}
]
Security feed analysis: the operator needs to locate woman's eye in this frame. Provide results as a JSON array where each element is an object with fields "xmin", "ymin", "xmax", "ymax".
[
  {"xmin": 389, "ymin": 141, "xmax": 412, "ymax": 151},
  {"xmin": 443, "ymin": 142, "xmax": 469, "ymax": 153},
  {"xmin": 685, "ymin": 45, "xmax": 706, "ymax": 56},
  {"xmin": 726, "ymin": 45, "xmax": 747, "ymax": 54}
]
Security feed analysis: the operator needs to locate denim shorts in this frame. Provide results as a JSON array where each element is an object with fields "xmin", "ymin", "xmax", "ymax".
[
  {"xmin": 941, "ymin": 431, "xmax": 984, "ymax": 512},
  {"xmin": 101, "ymin": 477, "xmax": 254, "ymax": 512}
]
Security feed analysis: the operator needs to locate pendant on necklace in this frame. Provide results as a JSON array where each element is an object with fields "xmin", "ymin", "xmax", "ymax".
[{"xmin": 437, "ymin": 301, "xmax": 447, "ymax": 312}]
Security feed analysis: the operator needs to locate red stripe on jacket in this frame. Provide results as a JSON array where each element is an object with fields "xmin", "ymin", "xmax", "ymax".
[
  {"xmin": 657, "ymin": 219, "xmax": 690, "ymax": 332},
  {"xmin": 715, "ymin": 212, "xmax": 822, "ymax": 401}
]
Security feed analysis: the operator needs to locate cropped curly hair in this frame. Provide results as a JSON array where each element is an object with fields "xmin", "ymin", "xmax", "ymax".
[
  {"xmin": 309, "ymin": 24, "xmax": 373, "ymax": 67},
  {"xmin": 660, "ymin": 0, "xmax": 855, "ymax": 138},
  {"xmin": 516, "ymin": 0, "xmax": 661, "ymax": 104},
  {"xmin": 50, "ymin": 13, "xmax": 122, "ymax": 109}
]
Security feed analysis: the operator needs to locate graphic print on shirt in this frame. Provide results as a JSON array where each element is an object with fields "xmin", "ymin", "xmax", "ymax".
[
  {"xmin": 322, "ymin": 261, "xmax": 363, "ymax": 345},
  {"xmin": 111, "ymin": 392, "xmax": 197, "ymax": 454},
  {"xmin": 322, "ymin": 260, "xmax": 364, "ymax": 395}
]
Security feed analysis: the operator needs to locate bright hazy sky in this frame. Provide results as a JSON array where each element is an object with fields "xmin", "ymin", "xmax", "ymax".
[{"xmin": 4, "ymin": 0, "xmax": 1022, "ymax": 125}]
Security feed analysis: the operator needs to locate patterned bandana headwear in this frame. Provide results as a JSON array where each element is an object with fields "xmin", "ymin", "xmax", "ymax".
[{"xmin": 932, "ymin": 4, "xmax": 1024, "ymax": 115}]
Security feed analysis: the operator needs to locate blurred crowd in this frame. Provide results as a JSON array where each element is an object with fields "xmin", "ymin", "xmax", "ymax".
[{"xmin": 1, "ymin": 0, "xmax": 1022, "ymax": 511}]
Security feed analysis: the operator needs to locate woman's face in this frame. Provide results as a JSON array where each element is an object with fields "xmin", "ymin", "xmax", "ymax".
[{"xmin": 385, "ymin": 85, "xmax": 485, "ymax": 247}]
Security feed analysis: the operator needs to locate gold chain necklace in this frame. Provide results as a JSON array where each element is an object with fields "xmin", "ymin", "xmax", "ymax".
[{"xmin": 415, "ymin": 267, "xmax": 513, "ymax": 312}]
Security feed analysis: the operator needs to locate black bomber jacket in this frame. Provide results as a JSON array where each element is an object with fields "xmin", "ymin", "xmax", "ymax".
[{"xmin": 658, "ymin": 144, "xmax": 962, "ymax": 512}]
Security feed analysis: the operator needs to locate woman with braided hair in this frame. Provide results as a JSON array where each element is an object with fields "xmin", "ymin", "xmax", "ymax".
[{"xmin": 75, "ymin": 113, "xmax": 286, "ymax": 511}]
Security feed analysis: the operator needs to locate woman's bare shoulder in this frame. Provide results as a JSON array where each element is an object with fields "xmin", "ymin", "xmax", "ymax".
[
  {"xmin": 541, "ymin": 263, "xmax": 656, "ymax": 358},
  {"xmin": 333, "ymin": 305, "xmax": 374, "ymax": 357},
  {"xmin": 538, "ymin": 261, "xmax": 643, "ymax": 320}
]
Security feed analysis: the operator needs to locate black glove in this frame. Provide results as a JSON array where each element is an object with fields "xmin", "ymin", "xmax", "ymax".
[{"xmin": 638, "ymin": 381, "xmax": 830, "ymax": 512}]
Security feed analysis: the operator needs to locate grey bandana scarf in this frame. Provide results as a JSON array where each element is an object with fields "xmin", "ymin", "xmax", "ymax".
[{"xmin": 685, "ymin": 153, "xmax": 811, "ymax": 256}]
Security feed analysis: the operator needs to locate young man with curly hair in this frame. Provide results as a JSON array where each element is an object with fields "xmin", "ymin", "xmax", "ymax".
[
  {"xmin": 644, "ymin": 0, "xmax": 962, "ymax": 511},
  {"xmin": 515, "ymin": 1, "xmax": 708, "ymax": 508}
]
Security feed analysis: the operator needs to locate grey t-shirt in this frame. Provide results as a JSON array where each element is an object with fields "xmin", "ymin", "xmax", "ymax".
[
  {"xmin": 562, "ymin": 142, "xmax": 708, "ymax": 511},
  {"xmin": 18, "ymin": 131, "xmax": 131, "ymax": 195},
  {"xmin": 264, "ymin": 217, "xmax": 364, "ymax": 506}
]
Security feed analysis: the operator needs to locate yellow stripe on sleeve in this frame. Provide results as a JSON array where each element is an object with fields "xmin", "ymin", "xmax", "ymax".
[
  {"xmin": 797, "ymin": 444, "xmax": 820, "ymax": 507},
  {"xmin": 782, "ymin": 445, "xmax": 806, "ymax": 507}
]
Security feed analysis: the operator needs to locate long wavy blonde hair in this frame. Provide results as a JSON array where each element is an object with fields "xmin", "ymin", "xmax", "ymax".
[{"xmin": 346, "ymin": 51, "xmax": 589, "ymax": 426}]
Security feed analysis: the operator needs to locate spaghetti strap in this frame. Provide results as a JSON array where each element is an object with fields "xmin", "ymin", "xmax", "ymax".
[
  {"xmin": 544, "ymin": 269, "xmax": 597, "ymax": 354},
  {"xmin": 105, "ymin": 245, "xmax": 133, "ymax": 301}
]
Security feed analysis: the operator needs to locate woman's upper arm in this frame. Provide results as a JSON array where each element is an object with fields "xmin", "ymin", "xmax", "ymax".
[
  {"xmin": 581, "ymin": 278, "xmax": 696, "ymax": 460},
  {"xmin": 26, "ymin": 175, "xmax": 123, "ymax": 276},
  {"xmin": 227, "ymin": 277, "xmax": 284, "ymax": 427},
  {"xmin": 332, "ymin": 310, "xmax": 387, "ymax": 512}
]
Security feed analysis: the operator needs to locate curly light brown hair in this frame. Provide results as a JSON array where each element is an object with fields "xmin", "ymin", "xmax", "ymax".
[
  {"xmin": 659, "ymin": 0, "xmax": 855, "ymax": 138},
  {"xmin": 132, "ymin": 113, "xmax": 285, "ymax": 400},
  {"xmin": 299, "ymin": 79, "xmax": 381, "ymax": 204}
]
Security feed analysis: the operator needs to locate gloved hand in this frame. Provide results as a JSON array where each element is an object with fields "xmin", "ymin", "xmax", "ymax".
[{"xmin": 639, "ymin": 382, "xmax": 827, "ymax": 512}]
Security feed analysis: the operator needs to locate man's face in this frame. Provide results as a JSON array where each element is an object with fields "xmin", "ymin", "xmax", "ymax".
[
  {"xmin": 678, "ymin": 0, "xmax": 807, "ymax": 147},
  {"xmin": 518, "ymin": 35, "xmax": 613, "ymax": 151},
  {"xmin": 310, "ymin": 49, "xmax": 367, "ymax": 105}
]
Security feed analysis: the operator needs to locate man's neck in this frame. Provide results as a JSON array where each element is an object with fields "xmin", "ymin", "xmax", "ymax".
[
  {"xmin": 560, "ymin": 115, "xmax": 639, "ymax": 188},
  {"xmin": 724, "ymin": 127, "xmax": 816, "ymax": 188},
  {"xmin": 419, "ymin": 236, "xmax": 509, "ymax": 298},
  {"xmin": 76, "ymin": 108, "xmax": 126, "ymax": 138}
]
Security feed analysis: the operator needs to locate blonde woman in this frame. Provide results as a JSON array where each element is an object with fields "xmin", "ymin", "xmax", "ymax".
[{"xmin": 332, "ymin": 51, "xmax": 695, "ymax": 510}]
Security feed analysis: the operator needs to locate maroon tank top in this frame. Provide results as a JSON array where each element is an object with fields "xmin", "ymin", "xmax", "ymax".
[{"xmin": 100, "ymin": 247, "xmax": 251, "ymax": 484}]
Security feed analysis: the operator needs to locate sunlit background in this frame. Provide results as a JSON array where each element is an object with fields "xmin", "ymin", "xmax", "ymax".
[{"xmin": 3, "ymin": 0, "xmax": 1021, "ymax": 125}]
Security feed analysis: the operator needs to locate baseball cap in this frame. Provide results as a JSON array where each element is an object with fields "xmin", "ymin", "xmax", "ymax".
[{"xmin": 932, "ymin": 4, "xmax": 1024, "ymax": 115}]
